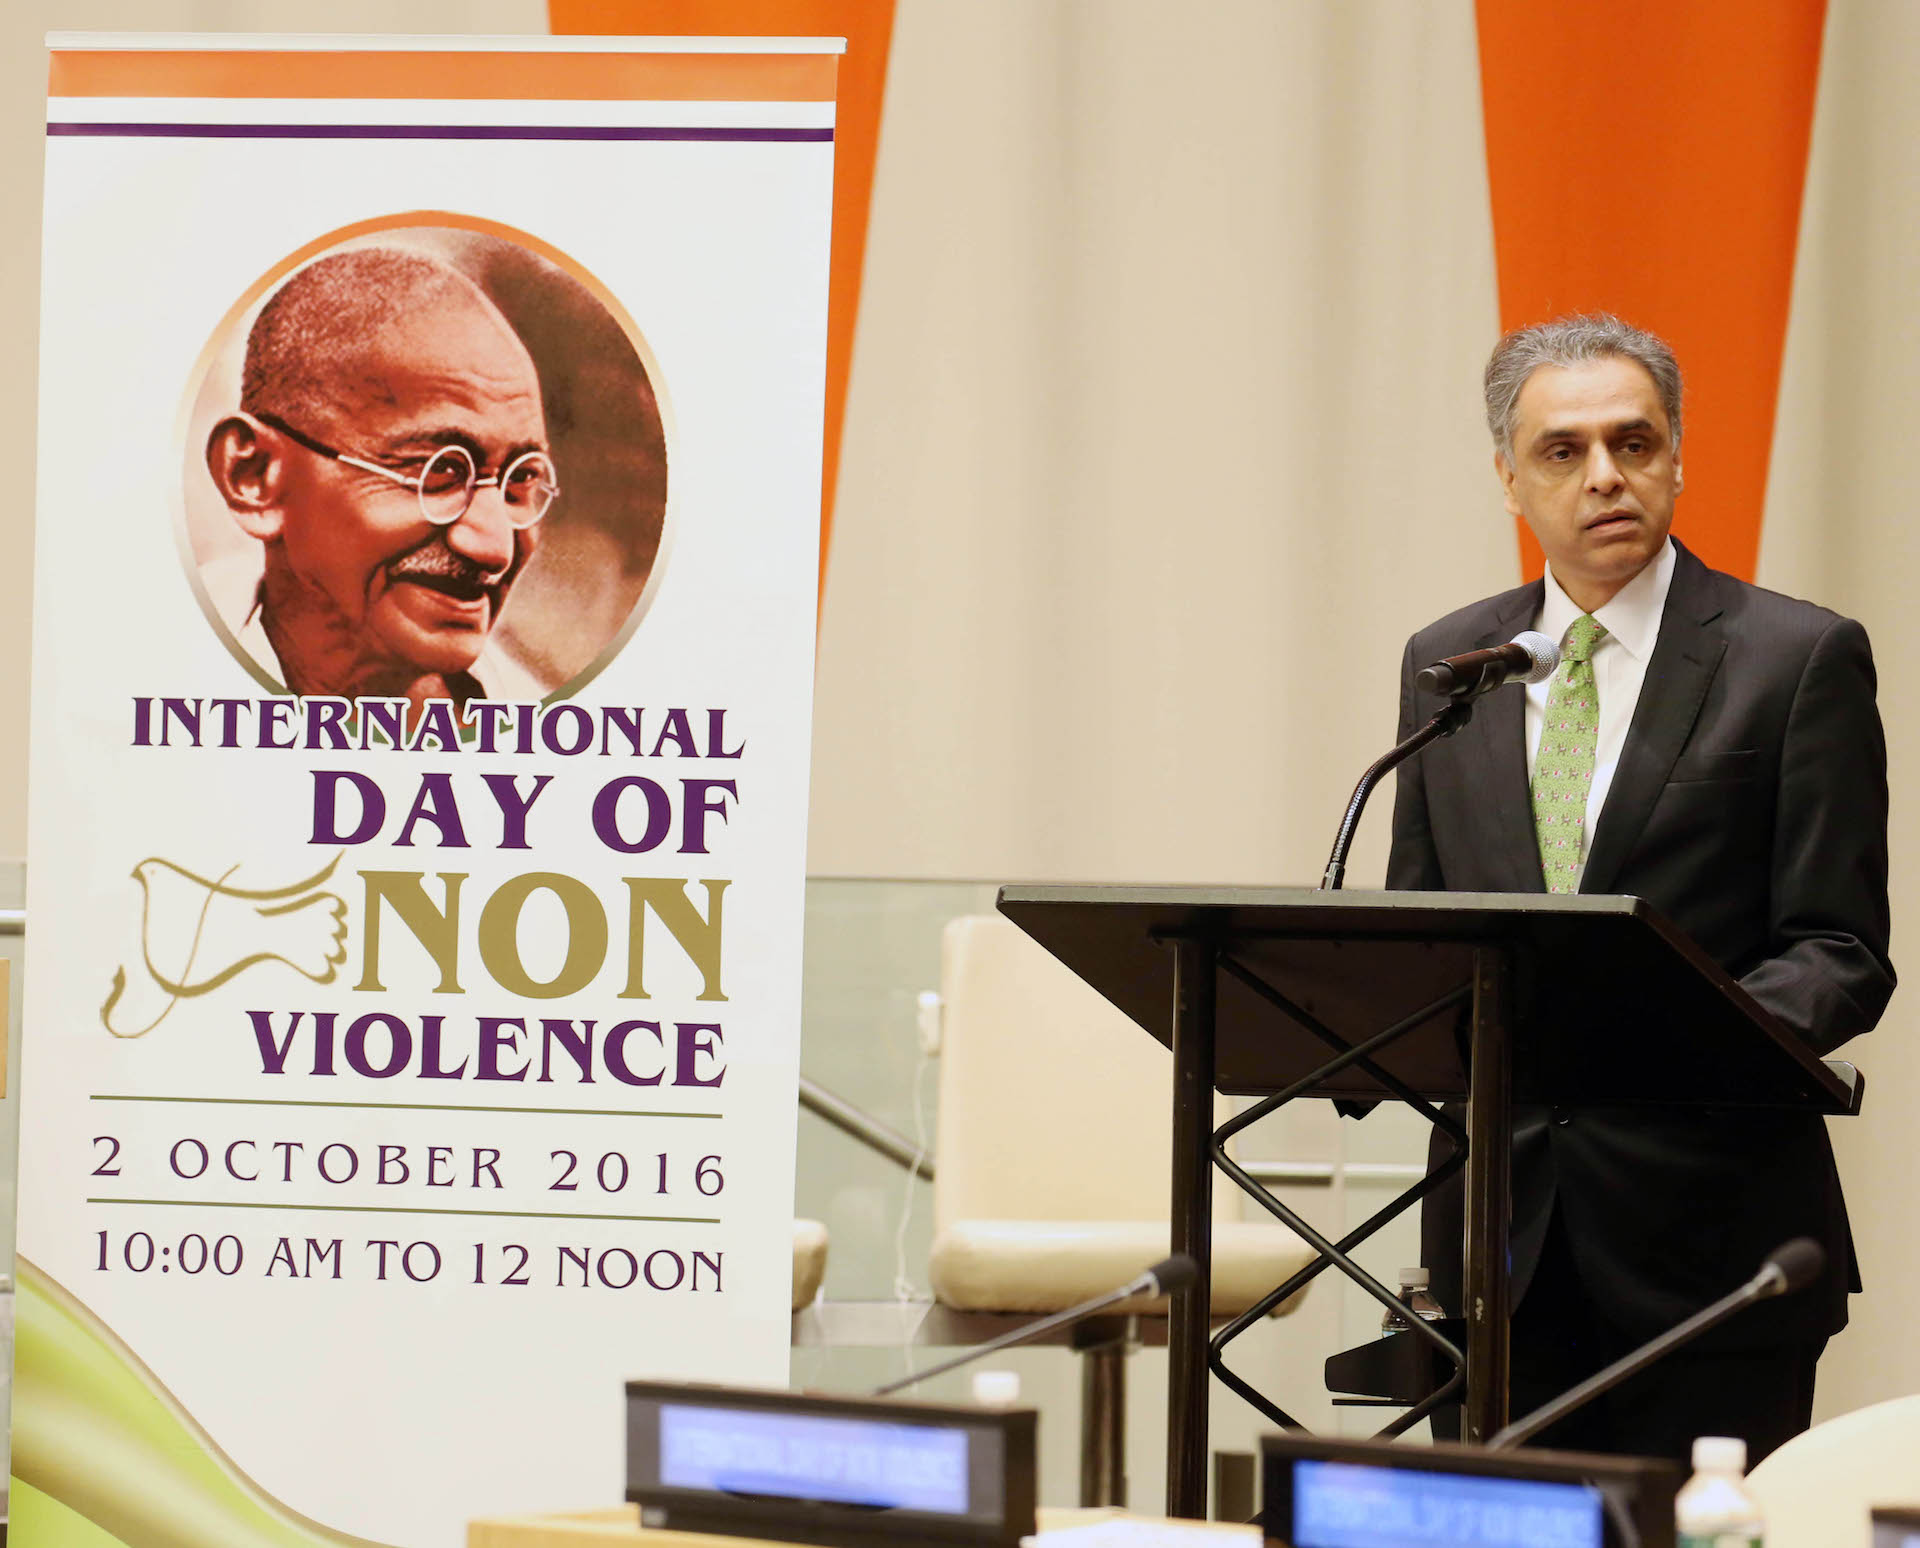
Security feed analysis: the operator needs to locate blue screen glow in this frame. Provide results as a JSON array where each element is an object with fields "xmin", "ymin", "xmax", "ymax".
[
  {"xmin": 1292, "ymin": 1459, "xmax": 1604, "ymax": 1548},
  {"xmin": 659, "ymin": 1404, "xmax": 971, "ymax": 1515}
]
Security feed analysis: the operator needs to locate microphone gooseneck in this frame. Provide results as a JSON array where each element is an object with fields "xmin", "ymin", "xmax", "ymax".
[
  {"xmin": 1320, "ymin": 700, "xmax": 1475, "ymax": 890},
  {"xmin": 1323, "ymin": 631, "xmax": 1559, "ymax": 889},
  {"xmin": 1488, "ymin": 1237, "xmax": 1826, "ymax": 1450},
  {"xmin": 871, "ymin": 1254, "xmax": 1199, "ymax": 1399}
]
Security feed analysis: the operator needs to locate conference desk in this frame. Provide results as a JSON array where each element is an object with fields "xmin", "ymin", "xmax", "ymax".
[{"xmin": 467, "ymin": 1504, "xmax": 1261, "ymax": 1546}]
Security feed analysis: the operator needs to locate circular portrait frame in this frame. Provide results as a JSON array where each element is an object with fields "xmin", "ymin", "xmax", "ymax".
[{"xmin": 175, "ymin": 210, "xmax": 676, "ymax": 705}]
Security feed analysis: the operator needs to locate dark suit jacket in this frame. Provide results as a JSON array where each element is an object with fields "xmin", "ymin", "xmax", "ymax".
[{"xmin": 1388, "ymin": 539, "xmax": 1894, "ymax": 1346}]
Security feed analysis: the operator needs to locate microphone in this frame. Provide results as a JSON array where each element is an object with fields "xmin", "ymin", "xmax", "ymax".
[
  {"xmin": 1415, "ymin": 631, "xmax": 1559, "ymax": 698},
  {"xmin": 1488, "ymin": 1238, "xmax": 1826, "ymax": 1450},
  {"xmin": 1752, "ymin": 1237, "xmax": 1824, "ymax": 1299},
  {"xmin": 871, "ymin": 1255, "xmax": 1198, "ymax": 1398}
]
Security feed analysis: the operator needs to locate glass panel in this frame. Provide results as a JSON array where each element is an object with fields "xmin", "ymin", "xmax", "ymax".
[
  {"xmin": 790, "ymin": 877, "xmax": 1435, "ymax": 1488},
  {"xmin": 796, "ymin": 877, "xmax": 997, "ymax": 1303}
]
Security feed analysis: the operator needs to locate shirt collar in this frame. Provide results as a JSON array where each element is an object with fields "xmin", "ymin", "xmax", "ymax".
[{"xmin": 1538, "ymin": 536, "xmax": 1675, "ymax": 663}]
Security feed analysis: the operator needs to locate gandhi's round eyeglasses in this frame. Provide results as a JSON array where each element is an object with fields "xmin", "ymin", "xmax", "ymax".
[{"xmin": 257, "ymin": 412, "xmax": 560, "ymax": 529}]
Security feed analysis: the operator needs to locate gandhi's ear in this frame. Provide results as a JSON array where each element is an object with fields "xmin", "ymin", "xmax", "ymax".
[
  {"xmin": 206, "ymin": 414, "xmax": 287, "ymax": 540},
  {"xmin": 1495, "ymin": 449, "xmax": 1522, "ymax": 519}
]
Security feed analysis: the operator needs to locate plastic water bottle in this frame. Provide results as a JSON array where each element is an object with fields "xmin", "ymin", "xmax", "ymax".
[
  {"xmin": 970, "ymin": 1369, "xmax": 1021, "ymax": 1408},
  {"xmin": 1380, "ymin": 1267, "xmax": 1444, "ymax": 1334},
  {"xmin": 1675, "ymin": 1436, "xmax": 1765, "ymax": 1546}
]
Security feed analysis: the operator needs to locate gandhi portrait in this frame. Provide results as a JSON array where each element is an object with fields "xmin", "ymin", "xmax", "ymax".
[
  {"xmin": 202, "ymin": 247, "xmax": 564, "ymax": 711},
  {"xmin": 187, "ymin": 227, "xmax": 668, "ymax": 710}
]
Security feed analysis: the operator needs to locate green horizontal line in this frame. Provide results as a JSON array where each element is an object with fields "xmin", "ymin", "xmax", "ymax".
[
  {"xmin": 87, "ymin": 1198, "xmax": 719, "ymax": 1225},
  {"xmin": 89, "ymin": 1095, "xmax": 719, "ymax": 1120}
]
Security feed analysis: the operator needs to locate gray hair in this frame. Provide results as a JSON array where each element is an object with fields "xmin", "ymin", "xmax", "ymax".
[{"xmin": 1484, "ymin": 313, "xmax": 1683, "ymax": 462}]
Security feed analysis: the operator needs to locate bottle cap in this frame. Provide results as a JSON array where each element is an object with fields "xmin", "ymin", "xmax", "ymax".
[
  {"xmin": 971, "ymin": 1370, "xmax": 1021, "ymax": 1407},
  {"xmin": 1398, "ymin": 1267, "xmax": 1431, "ymax": 1290},
  {"xmin": 1691, "ymin": 1436, "xmax": 1746, "ymax": 1473}
]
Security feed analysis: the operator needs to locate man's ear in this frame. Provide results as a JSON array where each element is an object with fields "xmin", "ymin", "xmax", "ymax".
[
  {"xmin": 1495, "ymin": 448, "xmax": 1522, "ymax": 519},
  {"xmin": 206, "ymin": 414, "xmax": 287, "ymax": 540},
  {"xmin": 1673, "ymin": 458, "xmax": 1684, "ymax": 495}
]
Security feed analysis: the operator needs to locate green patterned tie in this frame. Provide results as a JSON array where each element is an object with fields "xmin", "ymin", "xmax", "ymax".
[{"xmin": 1532, "ymin": 613, "xmax": 1607, "ymax": 893}]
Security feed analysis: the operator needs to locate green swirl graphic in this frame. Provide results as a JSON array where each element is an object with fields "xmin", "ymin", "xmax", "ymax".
[{"xmin": 10, "ymin": 1258, "xmax": 392, "ymax": 1547}]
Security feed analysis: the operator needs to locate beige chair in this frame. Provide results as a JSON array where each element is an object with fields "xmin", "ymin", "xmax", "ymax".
[
  {"xmin": 1746, "ymin": 1392, "xmax": 1920, "ymax": 1547},
  {"xmin": 791, "ymin": 1219, "xmax": 829, "ymax": 1311},
  {"xmin": 928, "ymin": 914, "xmax": 1318, "ymax": 1505}
]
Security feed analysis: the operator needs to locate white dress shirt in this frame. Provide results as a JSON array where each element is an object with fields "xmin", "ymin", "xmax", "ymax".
[{"xmin": 1525, "ymin": 537, "xmax": 1676, "ymax": 870}]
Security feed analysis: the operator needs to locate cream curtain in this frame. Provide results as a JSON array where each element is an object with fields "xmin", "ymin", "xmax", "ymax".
[
  {"xmin": 811, "ymin": 0, "xmax": 1508, "ymax": 888},
  {"xmin": 1759, "ymin": 0, "xmax": 1920, "ymax": 1427}
]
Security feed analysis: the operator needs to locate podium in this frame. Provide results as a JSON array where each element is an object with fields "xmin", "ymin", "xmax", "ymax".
[{"xmin": 995, "ymin": 886, "xmax": 1863, "ymax": 1519}]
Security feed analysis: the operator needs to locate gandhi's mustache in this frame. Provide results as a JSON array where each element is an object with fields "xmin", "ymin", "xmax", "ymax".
[{"xmin": 384, "ymin": 540, "xmax": 510, "ymax": 604}]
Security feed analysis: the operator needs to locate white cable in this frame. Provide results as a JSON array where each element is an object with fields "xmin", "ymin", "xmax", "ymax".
[
  {"xmin": 890, "ymin": 1038, "xmax": 935, "ymax": 1385},
  {"xmin": 892, "ymin": 1040, "xmax": 933, "ymax": 1302}
]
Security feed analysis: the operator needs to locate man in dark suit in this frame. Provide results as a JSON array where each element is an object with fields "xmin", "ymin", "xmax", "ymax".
[{"xmin": 1389, "ymin": 314, "xmax": 1894, "ymax": 1465}]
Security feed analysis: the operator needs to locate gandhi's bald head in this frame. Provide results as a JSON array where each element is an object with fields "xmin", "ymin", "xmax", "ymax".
[
  {"xmin": 208, "ymin": 246, "xmax": 549, "ymax": 707},
  {"xmin": 241, "ymin": 248, "xmax": 530, "ymax": 429}
]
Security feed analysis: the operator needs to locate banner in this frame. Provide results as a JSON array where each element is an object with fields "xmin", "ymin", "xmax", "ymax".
[{"xmin": 22, "ymin": 35, "xmax": 838, "ymax": 1547}]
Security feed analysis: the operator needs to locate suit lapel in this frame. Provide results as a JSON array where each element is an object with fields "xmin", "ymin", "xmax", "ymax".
[
  {"xmin": 1580, "ymin": 544, "xmax": 1728, "ymax": 895},
  {"xmin": 1458, "ymin": 586, "xmax": 1547, "ymax": 892}
]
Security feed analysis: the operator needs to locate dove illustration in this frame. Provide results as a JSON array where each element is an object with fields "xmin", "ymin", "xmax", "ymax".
[{"xmin": 100, "ymin": 853, "xmax": 349, "ymax": 1038}]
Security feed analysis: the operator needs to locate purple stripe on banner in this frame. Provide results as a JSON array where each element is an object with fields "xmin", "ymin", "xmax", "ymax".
[{"xmin": 46, "ymin": 123, "xmax": 833, "ymax": 143}]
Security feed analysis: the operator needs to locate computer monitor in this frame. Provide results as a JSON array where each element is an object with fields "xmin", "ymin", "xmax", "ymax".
[{"xmin": 1260, "ymin": 1433, "xmax": 1681, "ymax": 1548}]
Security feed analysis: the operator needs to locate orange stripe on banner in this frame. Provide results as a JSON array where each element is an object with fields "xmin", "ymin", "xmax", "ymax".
[
  {"xmin": 552, "ymin": 0, "xmax": 896, "ymax": 610},
  {"xmin": 48, "ymin": 49, "xmax": 837, "ymax": 102},
  {"xmin": 1475, "ymin": 0, "xmax": 1826, "ymax": 583}
]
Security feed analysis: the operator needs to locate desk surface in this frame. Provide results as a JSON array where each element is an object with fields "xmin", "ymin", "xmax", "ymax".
[{"xmin": 467, "ymin": 1505, "xmax": 1262, "ymax": 1546}]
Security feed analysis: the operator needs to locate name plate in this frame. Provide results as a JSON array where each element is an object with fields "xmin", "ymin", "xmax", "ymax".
[
  {"xmin": 1260, "ymin": 1433, "xmax": 1680, "ymax": 1548},
  {"xmin": 626, "ymin": 1382, "xmax": 1037, "ymax": 1548}
]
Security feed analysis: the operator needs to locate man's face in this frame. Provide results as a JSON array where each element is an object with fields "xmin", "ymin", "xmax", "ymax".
[
  {"xmin": 266, "ymin": 299, "xmax": 547, "ymax": 681},
  {"xmin": 1498, "ymin": 356, "xmax": 1681, "ymax": 612}
]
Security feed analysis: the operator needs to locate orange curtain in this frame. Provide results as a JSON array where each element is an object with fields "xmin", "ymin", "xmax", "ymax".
[
  {"xmin": 1476, "ymin": 0, "xmax": 1826, "ymax": 581},
  {"xmin": 547, "ymin": 0, "xmax": 898, "ymax": 600}
]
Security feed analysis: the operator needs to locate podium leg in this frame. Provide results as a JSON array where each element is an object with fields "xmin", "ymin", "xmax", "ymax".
[
  {"xmin": 1167, "ymin": 934, "xmax": 1216, "ymax": 1519},
  {"xmin": 1463, "ymin": 945, "xmax": 1513, "ymax": 1442}
]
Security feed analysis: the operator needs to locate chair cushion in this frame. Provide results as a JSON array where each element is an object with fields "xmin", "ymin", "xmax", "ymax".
[
  {"xmin": 929, "ymin": 1219, "xmax": 1316, "ymax": 1317},
  {"xmin": 1748, "ymin": 1392, "xmax": 1920, "ymax": 1548},
  {"xmin": 792, "ymin": 1219, "xmax": 829, "ymax": 1311},
  {"xmin": 934, "ymin": 918, "xmax": 1245, "ymax": 1229}
]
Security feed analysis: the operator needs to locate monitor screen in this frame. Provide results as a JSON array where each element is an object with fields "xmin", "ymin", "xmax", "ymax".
[
  {"xmin": 1291, "ymin": 1458, "xmax": 1605, "ymax": 1548},
  {"xmin": 658, "ymin": 1402, "xmax": 972, "ymax": 1516}
]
